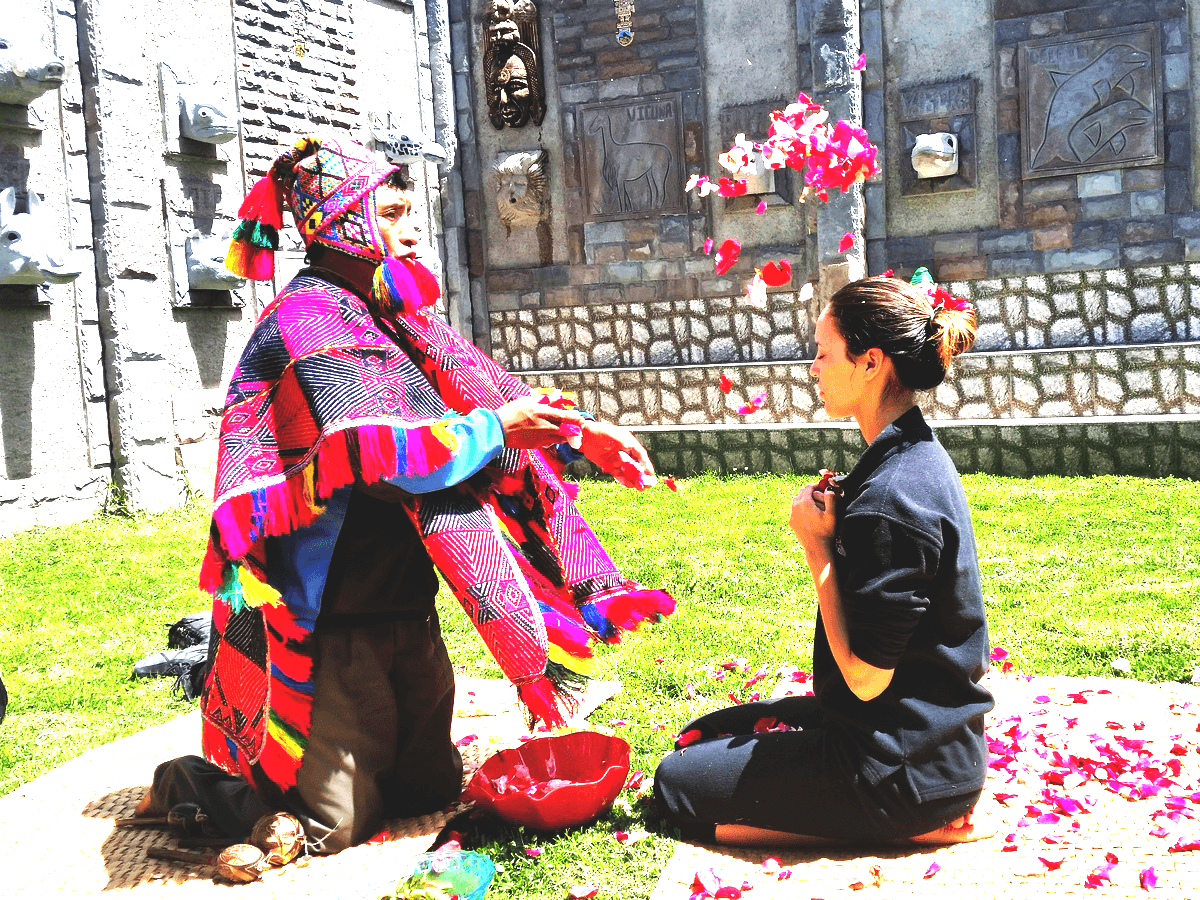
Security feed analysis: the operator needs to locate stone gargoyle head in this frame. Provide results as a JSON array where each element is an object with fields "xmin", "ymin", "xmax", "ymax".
[
  {"xmin": 185, "ymin": 231, "xmax": 245, "ymax": 290},
  {"xmin": 178, "ymin": 85, "xmax": 239, "ymax": 144},
  {"xmin": 0, "ymin": 28, "xmax": 67, "ymax": 106},
  {"xmin": 368, "ymin": 112, "xmax": 446, "ymax": 167},
  {"xmin": 911, "ymin": 133, "xmax": 959, "ymax": 179},
  {"xmin": 0, "ymin": 187, "xmax": 83, "ymax": 286}
]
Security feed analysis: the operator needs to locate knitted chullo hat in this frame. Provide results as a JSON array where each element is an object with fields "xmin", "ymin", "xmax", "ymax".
[{"xmin": 226, "ymin": 136, "xmax": 398, "ymax": 280}]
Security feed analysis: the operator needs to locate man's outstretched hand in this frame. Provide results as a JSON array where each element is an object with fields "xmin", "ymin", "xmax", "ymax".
[
  {"xmin": 496, "ymin": 397, "xmax": 583, "ymax": 449},
  {"xmin": 579, "ymin": 420, "xmax": 657, "ymax": 490}
]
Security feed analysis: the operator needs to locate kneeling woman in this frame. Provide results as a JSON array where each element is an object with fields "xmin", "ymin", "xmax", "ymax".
[{"xmin": 655, "ymin": 275, "xmax": 995, "ymax": 846}]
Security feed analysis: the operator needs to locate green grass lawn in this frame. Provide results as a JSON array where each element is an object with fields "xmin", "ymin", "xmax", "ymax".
[{"xmin": 2, "ymin": 474, "xmax": 1198, "ymax": 898}]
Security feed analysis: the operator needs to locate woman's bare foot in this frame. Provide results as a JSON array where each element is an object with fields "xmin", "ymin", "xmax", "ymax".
[{"xmin": 905, "ymin": 808, "xmax": 997, "ymax": 845}]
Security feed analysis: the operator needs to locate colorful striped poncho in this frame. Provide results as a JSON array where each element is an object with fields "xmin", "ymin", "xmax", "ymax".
[{"xmin": 198, "ymin": 258, "xmax": 674, "ymax": 795}]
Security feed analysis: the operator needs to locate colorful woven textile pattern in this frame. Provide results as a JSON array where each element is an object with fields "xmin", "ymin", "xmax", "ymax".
[
  {"xmin": 200, "ymin": 259, "xmax": 673, "ymax": 796},
  {"xmin": 225, "ymin": 136, "xmax": 396, "ymax": 281}
]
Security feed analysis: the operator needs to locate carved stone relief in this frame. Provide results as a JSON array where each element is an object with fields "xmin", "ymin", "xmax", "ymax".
[
  {"xmin": 0, "ymin": 26, "xmax": 66, "ymax": 106},
  {"xmin": 899, "ymin": 78, "xmax": 976, "ymax": 195},
  {"xmin": 160, "ymin": 64, "xmax": 240, "ymax": 157},
  {"xmin": 579, "ymin": 94, "xmax": 686, "ymax": 222},
  {"xmin": 493, "ymin": 149, "xmax": 548, "ymax": 236},
  {"xmin": 1019, "ymin": 25, "xmax": 1161, "ymax": 180},
  {"xmin": 0, "ymin": 186, "xmax": 82, "ymax": 287},
  {"xmin": 482, "ymin": 0, "xmax": 544, "ymax": 129}
]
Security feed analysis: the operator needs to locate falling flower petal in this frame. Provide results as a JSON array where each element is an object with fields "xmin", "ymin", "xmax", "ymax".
[
  {"xmin": 454, "ymin": 734, "xmax": 478, "ymax": 747},
  {"xmin": 676, "ymin": 729, "xmax": 703, "ymax": 748},
  {"xmin": 756, "ymin": 200, "xmax": 767, "ymax": 215},
  {"xmin": 715, "ymin": 238, "xmax": 742, "ymax": 275},
  {"xmin": 761, "ymin": 858, "xmax": 780, "ymax": 874},
  {"xmin": 663, "ymin": 476, "xmax": 679, "ymax": 492},
  {"xmin": 853, "ymin": 53, "xmax": 866, "ymax": 70},
  {"xmin": 568, "ymin": 886, "xmax": 599, "ymax": 900},
  {"xmin": 717, "ymin": 177, "xmax": 749, "ymax": 197},
  {"xmin": 1039, "ymin": 857, "xmax": 1066, "ymax": 871},
  {"xmin": 718, "ymin": 374, "xmax": 733, "ymax": 394},
  {"xmin": 1141, "ymin": 866, "xmax": 1159, "ymax": 889},
  {"xmin": 760, "ymin": 259, "xmax": 793, "ymax": 286},
  {"xmin": 881, "ymin": 268, "xmax": 894, "ymax": 277},
  {"xmin": 923, "ymin": 862, "xmax": 941, "ymax": 879},
  {"xmin": 839, "ymin": 232, "xmax": 854, "ymax": 254},
  {"xmin": 526, "ymin": 847, "xmax": 543, "ymax": 858},
  {"xmin": 704, "ymin": 236, "xmax": 714, "ymax": 255},
  {"xmin": 737, "ymin": 392, "xmax": 768, "ymax": 416},
  {"xmin": 744, "ymin": 273, "xmax": 768, "ymax": 309}
]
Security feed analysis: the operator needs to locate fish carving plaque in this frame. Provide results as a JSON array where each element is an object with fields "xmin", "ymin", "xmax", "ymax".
[{"xmin": 1019, "ymin": 25, "xmax": 1162, "ymax": 180}]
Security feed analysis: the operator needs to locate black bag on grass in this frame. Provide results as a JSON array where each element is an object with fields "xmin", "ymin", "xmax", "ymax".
[{"xmin": 132, "ymin": 612, "xmax": 213, "ymax": 701}]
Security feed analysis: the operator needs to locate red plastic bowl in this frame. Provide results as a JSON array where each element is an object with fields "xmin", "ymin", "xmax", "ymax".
[{"xmin": 462, "ymin": 731, "xmax": 631, "ymax": 830}]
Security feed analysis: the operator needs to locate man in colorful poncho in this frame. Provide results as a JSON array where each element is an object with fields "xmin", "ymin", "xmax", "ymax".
[{"xmin": 137, "ymin": 136, "xmax": 674, "ymax": 851}]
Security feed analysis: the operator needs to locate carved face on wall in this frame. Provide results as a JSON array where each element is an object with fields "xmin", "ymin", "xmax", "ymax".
[
  {"xmin": 493, "ymin": 54, "xmax": 533, "ymax": 129},
  {"xmin": 482, "ymin": 0, "xmax": 544, "ymax": 129},
  {"xmin": 493, "ymin": 149, "xmax": 548, "ymax": 236}
]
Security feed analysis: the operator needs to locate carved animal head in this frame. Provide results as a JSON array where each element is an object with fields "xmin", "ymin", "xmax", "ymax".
[
  {"xmin": 0, "ymin": 28, "xmax": 67, "ymax": 106},
  {"xmin": 0, "ymin": 187, "xmax": 83, "ymax": 285},
  {"xmin": 911, "ymin": 132, "xmax": 959, "ymax": 179},
  {"xmin": 494, "ymin": 150, "xmax": 548, "ymax": 235},
  {"xmin": 369, "ymin": 114, "xmax": 447, "ymax": 166},
  {"xmin": 185, "ymin": 232, "xmax": 245, "ymax": 290},
  {"xmin": 178, "ymin": 85, "xmax": 239, "ymax": 144}
]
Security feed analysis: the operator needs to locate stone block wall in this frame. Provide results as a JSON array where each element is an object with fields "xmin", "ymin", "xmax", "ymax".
[
  {"xmin": 871, "ymin": 0, "xmax": 1197, "ymax": 280},
  {"xmin": 467, "ymin": 0, "xmax": 823, "ymax": 364},
  {"xmin": 638, "ymin": 417, "xmax": 1200, "ymax": 479},
  {"xmin": 0, "ymin": 1, "xmax": 108, "ymax": 534}
]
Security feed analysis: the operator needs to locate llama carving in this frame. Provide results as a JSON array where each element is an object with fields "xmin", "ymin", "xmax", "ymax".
[{"xmin": 587, "ymin": 114, "xmax": 672, "ymax": 214}]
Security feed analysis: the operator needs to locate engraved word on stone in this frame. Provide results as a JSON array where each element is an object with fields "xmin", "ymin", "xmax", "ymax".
[
  {"xmin": 1019, "ymin": 25, "xmax": 1161, "ymax": 179},
  {"xmin": 493, "ymin": 149, "xmax": 548, "ymax": 236},
  {"xmin": 0, "ymin": 186, "xmax": 83, "ymax": 286},
  {"xmin": 483, "ymin": 0, "xmax": 545, "ymax": 129},
  {"xmin": 911, "ymin": 133, "xmax": 959, "ymax": 179},
  {"xmin": 0, "ymin": 26, "xmax": 66, "ymax": 106},
  {"xmin": 185, "ymin": 231, "xmax": 245, "ymax": 290}
]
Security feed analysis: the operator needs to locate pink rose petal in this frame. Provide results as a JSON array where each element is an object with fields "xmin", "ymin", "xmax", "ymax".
[{"xmin": 839, "ymin": 232, "xmax": 854, "ymax": 254}]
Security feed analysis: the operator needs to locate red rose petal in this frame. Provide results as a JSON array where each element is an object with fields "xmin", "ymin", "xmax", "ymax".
[
  {"xmin": 718, "ymin": 374, "xmax": 733, "ymax": 394},
  {"xmin": 760, "ymin": 259, "xmax": 793, "ymax": 286},
  {"xmin": 676, "ymin": 729, "xmax": 703, "ymax": 748},
  {"xmin": 714, "ymin": 238, "xmax": 742, "ymax": 275},
  {"xmin": 853, "ymin": 53, "xmax": 866, "ymax": 70},
  {"xmin": 839, "ymin": 232, "xmax": 854, "ymax": 254}
]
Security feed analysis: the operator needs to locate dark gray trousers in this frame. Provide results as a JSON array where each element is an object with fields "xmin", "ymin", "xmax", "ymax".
[{"xmin": 151, "ymin": 610, "xmax": 461, "ymax": 851}]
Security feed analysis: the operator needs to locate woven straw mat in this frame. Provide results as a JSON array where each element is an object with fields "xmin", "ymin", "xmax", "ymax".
[
  {"xmin": 651, "ymin": 673, "xmax": 1200, "ymax": 900},
  {"xmin": 0, "ymin": 676, "xmax": 619, "ymax": 898}
]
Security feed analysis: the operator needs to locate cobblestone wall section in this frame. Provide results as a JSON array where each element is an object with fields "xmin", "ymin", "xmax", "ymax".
[
  {"xmin": 498, "ymin": 263, "xmax": 1200, "ymax": 372},
  {"xmin": 637, "ymin": 417, "xmax": 1200, "ymax": 479},
  {"xmin": 529, "ymin": 341, "xmax": 1200, "ymax": 428}
]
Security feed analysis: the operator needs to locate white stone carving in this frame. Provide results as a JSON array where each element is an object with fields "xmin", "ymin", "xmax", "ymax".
[
  {"xmin": 910, "ymin": 132, "xmax": 959, "ymax": 179},
  {"xmin": 160, "ymin": 64, "xmax": 240, "ymax": 149},
  {"xmin": 493, "ymin": 149, "xmax": 547, "ymax": 235},
  {"xmin": 367, "ymin": 111, "xmax": 447, "ymax": 166},
  {"xmin": 185, "ymin": 231, "xmax": 244, "ymax": 290},
  {"xmin": 0, "ymin": 27, "xmax": 66, "ymax": 106},
  {"xmin": 0, "ymin": 187, "xmax": 83, "ymax": 286}
]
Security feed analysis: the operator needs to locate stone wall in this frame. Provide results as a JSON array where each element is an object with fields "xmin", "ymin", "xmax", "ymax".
[
  {"xmin": 638, "ymin": 417, "xmax": 1200, "ymax": 479},
  {"xmin": 870, "ymin": 0, "xmax": 1197, "ymax": 280},
  {"xmin": 0, "ymin": 0, "xmax": 445, "ymax": 534}
]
